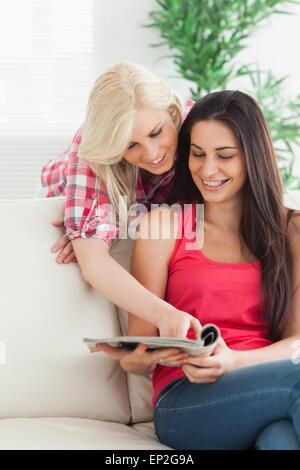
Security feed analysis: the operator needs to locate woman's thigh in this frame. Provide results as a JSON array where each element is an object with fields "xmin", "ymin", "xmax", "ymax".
[{"xmin": 153, "ymin": 359, "xmax": 300, "ymax": 450}]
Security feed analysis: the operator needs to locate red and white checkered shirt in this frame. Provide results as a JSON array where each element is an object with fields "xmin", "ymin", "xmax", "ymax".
[{"xmin": 41, "ymin": 98, "xmax": 194, "ymax": 245}]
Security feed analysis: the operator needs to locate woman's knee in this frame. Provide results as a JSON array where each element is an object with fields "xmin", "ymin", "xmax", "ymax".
[{"xmin": 255, "ymin": 420, "xmax": 300, "ymax": 450}]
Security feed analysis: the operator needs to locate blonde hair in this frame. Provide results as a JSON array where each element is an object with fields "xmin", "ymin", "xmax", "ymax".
[{"xmin": 78, "ymin": 62, "xmax": 184, "ymax": 228}]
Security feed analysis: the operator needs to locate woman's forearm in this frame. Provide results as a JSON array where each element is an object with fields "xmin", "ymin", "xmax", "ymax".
[
  {"xmin": 80, "ymin": 242, "xmax": 177, "ymax": 330},
  {"xmin": 72, "ymin": 237, "xmax": 201, "ymax": 338},
  {"xmin": 234, "ymin": 335, "xmax": 300, "ymax": 369}
]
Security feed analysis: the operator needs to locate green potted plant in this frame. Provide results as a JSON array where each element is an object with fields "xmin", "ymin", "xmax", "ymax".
[{"xmin": 146, "ymin": 0, "xmax": 300, "ymax": 190}]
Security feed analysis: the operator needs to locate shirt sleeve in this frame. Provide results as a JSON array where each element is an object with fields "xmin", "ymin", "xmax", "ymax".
[
  {"xmin": 41, "ymin": 149, "xmax": 69, "ymax": 197},
  {"xmin": 64, "ymin": 130, "xmax": 119, "ymax": 246}
]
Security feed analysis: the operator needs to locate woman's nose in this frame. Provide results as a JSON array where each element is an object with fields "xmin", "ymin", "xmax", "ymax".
[
  {"xmin": 143, "ymin": 139, "xmax": 159, "ymax": 161},
  {"xmin": 200, "ymin": 157, "xmax": 219, "ymax": 178}
]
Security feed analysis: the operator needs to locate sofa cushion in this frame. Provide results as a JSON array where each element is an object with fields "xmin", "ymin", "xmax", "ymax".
[
  {"xmin": 0, "ymin": 197, "xmax": 130, "ymax": 423},
  {"xmin": 0, "ymin": 417, "xmax": 171, "ymax": 450}
]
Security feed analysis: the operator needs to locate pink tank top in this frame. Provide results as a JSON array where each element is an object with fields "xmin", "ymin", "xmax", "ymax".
[{"xmin": 152, "ymin": 203, "xmax": 272, "ymax": 406}]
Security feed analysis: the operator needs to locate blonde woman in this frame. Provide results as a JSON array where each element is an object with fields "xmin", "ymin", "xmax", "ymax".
[{"xmin": 41, "ymin": 62, "xmax": 200, "ymax": 340}]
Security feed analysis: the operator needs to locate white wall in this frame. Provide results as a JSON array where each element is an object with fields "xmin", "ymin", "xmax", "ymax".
[
  {"xmin": 235, "ymin": 2, "xmax": 300, "ymax": 90},
  {"xmin": 92, "ymin": 0, "xmax": 191, "ymax": 97},
  {"xmin": 92, "ymin": 0, "xmax": 300, "ymax": 178},
  {"xmin": 93, "ymin": 0, "xmax": 300, "ymax": 98},
  {"xmin": 1, "ymin": 0, "xmax": 299, "ymax": 198}
]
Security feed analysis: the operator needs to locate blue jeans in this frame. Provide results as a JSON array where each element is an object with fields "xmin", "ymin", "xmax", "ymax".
[{"xmin": 153, "ymin": 359, "xmax": 300, "ymax": 450}]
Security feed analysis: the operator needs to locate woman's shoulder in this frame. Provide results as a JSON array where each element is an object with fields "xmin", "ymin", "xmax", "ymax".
[
  {"xmin": 287, "ymin": 208, "xmax": 300, "ymax": 258},
  {"xmin": 287, "ymin": 208, "xmax": 300, "ymax": 230},
  {"xmin": 133, "ymin": 206, "xmax": 181, "ymax": 265}
]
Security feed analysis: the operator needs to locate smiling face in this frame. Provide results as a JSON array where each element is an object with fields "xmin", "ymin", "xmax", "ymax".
[
  {"xmin": 188, "ymin": 120, "xmax": 247, "ymax": 204},
  {"xmin": 123, "ymin": 107, "xmax": 178, "ymax": 175}
]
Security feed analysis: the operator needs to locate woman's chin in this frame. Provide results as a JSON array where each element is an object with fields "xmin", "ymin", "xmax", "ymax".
[{"xmin": 146, "ymin": 161, "xmax": 173, "ymax": 175}]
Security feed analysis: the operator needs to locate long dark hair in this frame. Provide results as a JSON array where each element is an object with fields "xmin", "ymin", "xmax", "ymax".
[{"xmin": 167, "ymin": 90, "xmax": 297, "ymax": 341}]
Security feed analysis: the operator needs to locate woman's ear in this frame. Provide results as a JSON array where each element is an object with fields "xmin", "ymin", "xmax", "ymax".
[{"xmin": 168, "ymin": 106, "xmax": 177, "ymax": 118}]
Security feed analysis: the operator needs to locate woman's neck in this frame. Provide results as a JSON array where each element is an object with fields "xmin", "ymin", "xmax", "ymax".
[{"xmin": 203, "ymin": 198, "xmax": 243, "ymax": 233}]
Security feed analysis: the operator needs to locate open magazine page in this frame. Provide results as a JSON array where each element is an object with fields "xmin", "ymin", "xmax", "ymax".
[{"xmin": 83, "ymin": 323, "xmax": 220, "ymax": 356}]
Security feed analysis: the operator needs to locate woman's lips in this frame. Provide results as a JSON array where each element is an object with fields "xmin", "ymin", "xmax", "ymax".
[
  {"xmin": 201, "ymin": 178, "xmax": 230, "ymax": 191},
  {"xmin": 147, "ymin": 152, "xmax": 167, "ymax": 167}
]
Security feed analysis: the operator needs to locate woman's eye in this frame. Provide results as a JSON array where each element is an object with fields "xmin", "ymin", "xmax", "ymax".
[
  {"xmin": 150, "ymin": 128, "xmax": 162, "ymax": 137},
  {"xmin": 128, "ymin": 142, "xmax": 137, "ymax": 150},
  {"xmin": 191, "ymin": 152, "xmax": 234, "ymax": 159},
  {"xmin": 128, "ymin": 128, "xmax": 162, "ymax": 150},
  {"xmin": 192, "ymin": 152, "xmax": 205, "ymax": 158}
]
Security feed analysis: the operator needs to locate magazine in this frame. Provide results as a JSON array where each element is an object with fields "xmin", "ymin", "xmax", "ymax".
[{"xmin": 83, "ymin": 323, "xmax": 220, "ymax": 356}]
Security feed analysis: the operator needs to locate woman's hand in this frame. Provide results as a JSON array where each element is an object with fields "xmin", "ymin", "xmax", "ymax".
[
  {"xmin": 92, "ymin": 343, "xmax": 189, "ymax": 375},
  {"xmin": 51, "ymin": 217, "xmax": 77, "ymax": 264},
  {"xmin": 157, "ymin": 308, "xmax": 202, "ymax": 340},
  {"xmin": 182, "ymin": 338, "xmax": 236, "ymax": 384}
]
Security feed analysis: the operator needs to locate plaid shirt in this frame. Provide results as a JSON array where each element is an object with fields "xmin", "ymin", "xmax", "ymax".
[{"xmin": 41, "ymin": 98, "xmax": 194, "ymax": 245}]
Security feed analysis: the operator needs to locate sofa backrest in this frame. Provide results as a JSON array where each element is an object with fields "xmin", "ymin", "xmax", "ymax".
[{"xmin": 0, "ymin": 197, "xmax": 131, "ymax": 423}]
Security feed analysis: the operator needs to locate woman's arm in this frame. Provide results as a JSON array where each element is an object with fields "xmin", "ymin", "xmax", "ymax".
[
  {"xmin": 92, "ymin": 207, "xmax": 190, "ymax": 373},
  {"xmin": 128, "ymin": 206, "xmax": 178, "ymax": 336},
  {"xmin": 93, "ymin": 343, "xmax": 187, "ymax": 375},
  {"xmin": 72, "ymin": 208, "xmax": 201, "ymax": 339},
  {"xmin": 182, "ymin": 213, "xmax": 300, "ymax": 383},
  {"xmin": 46, "ymin": 134, "xmax": 200, "ymax": 338}
]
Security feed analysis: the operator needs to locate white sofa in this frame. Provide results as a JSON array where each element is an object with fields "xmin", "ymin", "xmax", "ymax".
[
  {"xmin": 0, "ymin": 196, "xmax": 171, "ymax": 450},
  {"xmin": 1, "ymin": 191, "xmax": 299, "ymax": 450}
]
